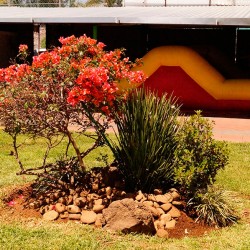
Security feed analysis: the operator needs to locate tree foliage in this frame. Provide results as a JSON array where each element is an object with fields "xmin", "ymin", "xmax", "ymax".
[
  {"xmin": 0, "ymin": 34, "xmax": 145, "ymax": 176},
  {"xmin": 84, "ymin": 0, "xmax": 122, "ymax": 7}
]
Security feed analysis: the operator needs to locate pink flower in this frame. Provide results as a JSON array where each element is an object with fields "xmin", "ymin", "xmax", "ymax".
[{"xmin": 7, "ymin": 200, "xmax": 16, "ymax": 207}]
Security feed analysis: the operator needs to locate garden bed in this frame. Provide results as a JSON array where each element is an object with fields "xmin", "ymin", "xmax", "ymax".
[{"xmin": 1, "ymin": 183, "xmax": 215, "ymax": 239}]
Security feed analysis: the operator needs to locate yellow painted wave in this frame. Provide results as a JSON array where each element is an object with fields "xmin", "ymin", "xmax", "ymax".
[{"xmin": 120, "ymin": 46, "xmax": 250, "ymax": 100}]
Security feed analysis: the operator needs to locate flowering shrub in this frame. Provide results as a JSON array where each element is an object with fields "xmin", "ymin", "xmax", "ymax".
[{"xmin": 0, "ymin": 34, "xmax": 145, "ymax": 174}]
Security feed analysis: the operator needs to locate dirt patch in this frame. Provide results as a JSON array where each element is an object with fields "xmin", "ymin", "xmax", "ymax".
[{"xmin": 0, "ymin": 185, "xmax": 216, "ymax": 239}]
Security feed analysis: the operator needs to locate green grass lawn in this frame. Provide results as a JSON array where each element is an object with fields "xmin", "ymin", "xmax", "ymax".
[{"xmin": 0, "ymin": 130, "xmax": 250, "ymax": 250}]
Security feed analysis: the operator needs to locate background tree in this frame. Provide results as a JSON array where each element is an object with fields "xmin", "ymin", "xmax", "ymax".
[{"xmin": 84, "ymin": 0, "xmax": 122, "ymax": 7}]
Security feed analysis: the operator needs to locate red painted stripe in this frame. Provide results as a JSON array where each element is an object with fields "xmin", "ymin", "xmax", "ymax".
[{"xmin": 144, "ymin": 66, "xmax": 250, "ymax": 112}]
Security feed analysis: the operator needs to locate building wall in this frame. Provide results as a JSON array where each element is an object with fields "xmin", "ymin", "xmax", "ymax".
[
  {"xmin": 46, "ymin": 24, "xmax": 248, "ymax": 78},
  {"xmin": 0, "ymin": 24, "xmax": 33, "ymax": 68}
]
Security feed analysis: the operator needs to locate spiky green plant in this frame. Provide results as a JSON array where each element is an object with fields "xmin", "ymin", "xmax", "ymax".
[
  {"xmin": 111, "ymin": 88, "xmax": 181, "ymax": 192},
  {"xmin": 188, "ymin": 186, "xmax": 239, "ymax": 227}
]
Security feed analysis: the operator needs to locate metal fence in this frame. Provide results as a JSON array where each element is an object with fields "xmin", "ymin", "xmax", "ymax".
[
  {"xmin": 124, "ymin": 0, "xmax": 250, "ymax": 6},
  {"xmin": 1, "ymin": 0, "xmax": 250, "ymax": 7}
]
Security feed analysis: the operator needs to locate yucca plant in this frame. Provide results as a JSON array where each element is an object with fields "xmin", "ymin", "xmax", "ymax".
[
  {"xmin": 111, "ymin": 88, "xmax": 181, "ymax": 192},
  {"xmin": 188, "ymin": 186, "xmax": 239, "ymax": 227}
]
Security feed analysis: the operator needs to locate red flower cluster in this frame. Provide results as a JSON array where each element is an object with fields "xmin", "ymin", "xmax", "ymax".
[
  {"xmin": 19, "ymin": 44, "xmax": 28, "ymax": 53},
  {"xmin": 0, "ymin": 34, "xmax": 146, "ymax": 175},
  {"xmin": 57, "ymin": 34, "xmax": 146, "ymax": 115},
  {"xmin": 0, "ymin": 34, "xmax": 146, "ymax": 118}
]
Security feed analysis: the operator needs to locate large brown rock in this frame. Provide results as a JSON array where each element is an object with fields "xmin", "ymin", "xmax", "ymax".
[{"xmin": 102, "ymin": 198, "xmax": 156, "ymax": 235}]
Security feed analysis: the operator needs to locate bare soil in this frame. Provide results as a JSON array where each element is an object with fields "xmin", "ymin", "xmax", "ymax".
[{"xmin": 0, "ymin": 185, "xmax": 217, "ymax": 239}]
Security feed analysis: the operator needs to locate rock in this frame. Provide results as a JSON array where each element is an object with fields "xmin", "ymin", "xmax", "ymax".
[
  {"xmin": 81, "ymin": 210, "xmax": 97, "ymax": 224},
  {"xmin": 170, "ymin": 191, "xmax": 180, "ymax": 201},
  {"xmin": 93, "ymin": 204, "xmax": 105, "ymax": 213},
  {"xmin": 67, "ymin": 205, "xmax": 81, "ymax": 214},
  {"xmin": 153, "ymin": 189, "xmax": 163, "ymax": 195},
  {"xmin": 156, "ymin": 229, "xmax": 169, "ymax": 239},
  {"xmin": 160, "ymin": 213, "xmax": 172, "ymax": 223},
  {"xmin": 169, "ymin": 188, "xmax": 178, "ymax": 192},
  {"xmin": 160, "ymin": 203, "xmax": 172, "ymax": 212},
  {"xmin": 74, "ymin": 197, "xmax": 87, "ymax": 208},
  {"xmin": 105, "ymin": 186, "xmax": 112, "ymax": 196},
  {"xmin": 167, "ymin": 206, "xmax": 181, "ymax": 218},
  {"xmin": 114, "ymin": 190, "xmax": 126, "ymax": 198},
  {"xmin": 98, "ymin": 188, "xmax": 105, "ymax": 195},
  {"xmin": 66, "ymin": 195, "xmax": 73, "ymax": 205},
  {"xmin": 165, "ymin": 219, "xmax": 176, "ymax": 229},
  {"xmin": 57, "ymin": 197, "xmax": 67, "ymax": 205},
  {"xmin": 156, "ymin": 207, "xmax": 165, "ymax": 216},
  {"xmin": 120, "ymin": 191, "xmax": 126, "ymax": 197},
  {"xmin": 29, "ymin": 202, "xmax": 40, "ymax": 209},
  {"xmin": 95, "ymin": 214, "xmax": 105, "ymax": 228},
  {"xmin": 94, "ymin": 199, "xmax": 103, "ymax": 206},
  {"xmin": 168, "ymin": 188, "xmax": 180, "ymax": 201},
  {"xmin": 69, "ymin": 189, "xmax": 75, "ymax": 195},
  {"xmin": 55, "ymin": 203, "xmax": 66, "ymax": 213},
  {"xmin": 135, "ymin": 190, "xmax": 145, "ymax": 201},
  {"xmin": 102, "ymin": 198, "xmax": 110, "ymax": 207},
  {"xmin": 38, "ymin": 195, "xmax": 45, "ymax": 200},
  {"xmin": 155, "ymin": 195, "xmax": 172, "ymax": 204},
  {"xmin": 92, "ymin": 183, "xmax": 99, "ymax": 191},
  {"xmin": 73, "ymin": 193, "xmax": 79, "ymax": 201},
  {"xmin": 154, "ymin": 220, "xmax": 159, "ymax": 230},
  {"xmin": 69, "ymin": 213, "xmax": 81, "ymax": 220},
  {"xmin": 80, "ymin": 190, "xmax": 88, "ymax": 197},
  {"xmin": 172, "ymin": 201, "xmax": 184, "ymax": 208},
  {"xmin": 87, "ymin": 200, "xmax": 94, "ymax": 209},
  {"xmin": 147, "ymin": 205, "xmax": 160, "ymax": 218},
  {"xmin": 43, "ymin": 210, "xmax": 59, "ymax": 221},
  {"xmin": 87, "ymin": 193, "xmax": 99, "ymax": 201},
  {"xmin": 153, "ymin": 202, "xmax": 160, "ymax": 208},
  {"xmin": 143, "ymin": 201, "xmax": 154, "ymax": 207},
  {"xmin": 60, "ymin": 211, "xmax": 69, "ymax": 219},
  {"xmin": 164, "ymin": 193, "xmax": 174, "ymax": 203},
  {"xmin": 54, "ymin": 192, "xmax": 62, "ymax": 200},
  {"xmin": 39, "ymin": 205, "xmax": 49, "ymax": 215},
  {"xmin": 49, "ymin": 193, "xmax": 57, "ymax": 201},
  {"xmin": 147, "ymin": 194, "xmax": 157, "ymax": 202},
  {"xmin": 102, "ymin": 198, "xmax": 156, "ymax": 235},
  {"xmin": 112, "ymin": 188, "xmax": 117, "ymax": 195},
  {"xmin": 154, "ymin": 220, "xmax": 165, "ymax": 230}
]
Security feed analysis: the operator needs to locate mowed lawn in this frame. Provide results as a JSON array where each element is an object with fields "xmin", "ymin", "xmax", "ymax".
[{"xmin": 0, "ymin": 130, "xmax": 250, "ymax": 250}]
